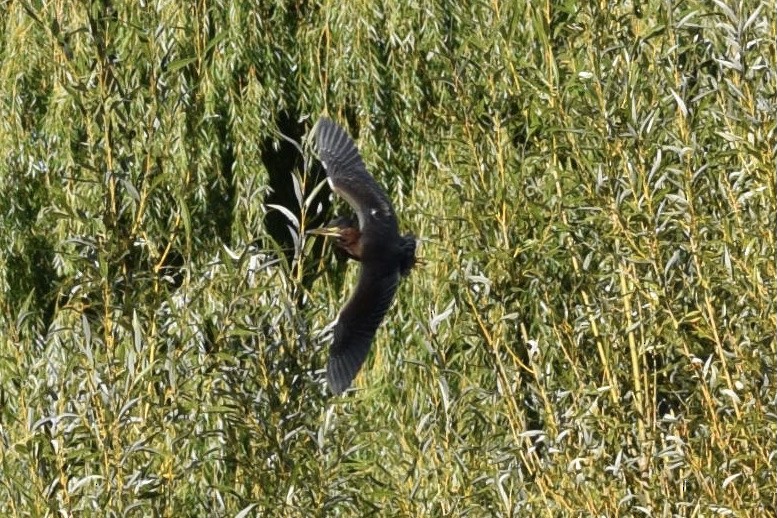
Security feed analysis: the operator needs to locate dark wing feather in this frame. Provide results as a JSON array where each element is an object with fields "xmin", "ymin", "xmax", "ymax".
[
  {"xmin": 327, "ymin": 263, "xmax": 400, "ymax": 394},
  {"xmin": 315, "ymin": 118, "xmax": 398, "ymax": 236}
]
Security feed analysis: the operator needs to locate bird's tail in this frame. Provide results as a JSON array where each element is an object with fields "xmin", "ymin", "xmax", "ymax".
[{"xmin": 398, "ymin": 234, "xmax": 417, "ymax": 277}]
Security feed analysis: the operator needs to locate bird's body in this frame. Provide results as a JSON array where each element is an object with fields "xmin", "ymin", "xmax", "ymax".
[{"xmin": 311, "ymin": 117, "xmax": 417, "ymax": 395}]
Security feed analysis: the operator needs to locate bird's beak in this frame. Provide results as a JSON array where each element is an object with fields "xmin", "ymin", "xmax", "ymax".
[{"xmin": 306, "ymin": 226, "xmax": 343, "ymax": 238}]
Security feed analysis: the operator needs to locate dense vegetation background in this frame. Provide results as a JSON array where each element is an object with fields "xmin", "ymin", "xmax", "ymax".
[{"xmin": 1, "ymin": 0, "xmax": 774, "ymax": 515}]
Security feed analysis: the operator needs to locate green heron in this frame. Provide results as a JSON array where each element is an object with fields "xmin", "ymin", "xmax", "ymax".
[{"xmin": 309, "ymin": 117, "xmax": 417, "ymax": 395}]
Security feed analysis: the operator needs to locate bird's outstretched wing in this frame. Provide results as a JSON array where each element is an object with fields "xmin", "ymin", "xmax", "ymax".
[
  {"xmin": 327, "ymin": 263, "xmax": 400, "ymax": 394},
  {"xmin": 315, "ymin": 118, "xmax": 397, "ymax": 234}
]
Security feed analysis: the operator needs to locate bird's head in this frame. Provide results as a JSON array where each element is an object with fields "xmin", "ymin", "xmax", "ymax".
[{"xmin": 307, "ymin": 216, "xmax": 362, "ymax": 260}]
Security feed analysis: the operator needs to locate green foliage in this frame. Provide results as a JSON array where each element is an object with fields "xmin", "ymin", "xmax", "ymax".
[{"xmin": 0, "ymin": 0, "xmax": 774, "ymax": 515}]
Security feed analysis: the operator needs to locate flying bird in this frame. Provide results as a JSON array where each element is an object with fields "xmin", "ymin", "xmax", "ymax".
[{"xmin": 309, "ymin": 117, "xmax": 417, "ymax": 395}]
